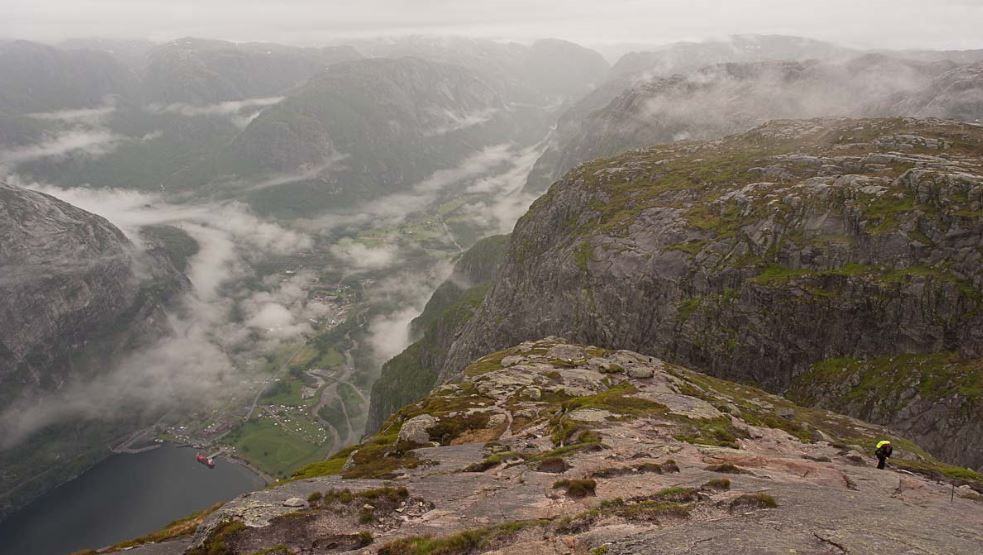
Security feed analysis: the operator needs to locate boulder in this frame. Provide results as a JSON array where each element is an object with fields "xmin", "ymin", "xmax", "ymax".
[
  {"xmin": 547, "ymin": 344, "xmax": 585, "ymax": 361},
  {"xmin": 342, "ymin": 449, "xmax": 358, "ymax": 471},
  {"xmin": 283, "ymin": 497, "xmax": 307, "ymax": 508},
  {"xmin": 488, "ymin": 413, "xmax": 508, "ymax": 428},
  {"xmin": 588, "ymin": 358, "xmax": 623, "ymax": 374},
  {"xmin": 523, "ymin": 387, "xmax": 542, "ymax": 400},
  {"xmin": 399, "ymin": 414, "xmax": 439, "ymax": 445}
]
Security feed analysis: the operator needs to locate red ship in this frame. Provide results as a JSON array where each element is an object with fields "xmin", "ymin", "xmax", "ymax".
[{"xmin": 196, "ymin": 453, "xmax": 216, "ymax": 468}]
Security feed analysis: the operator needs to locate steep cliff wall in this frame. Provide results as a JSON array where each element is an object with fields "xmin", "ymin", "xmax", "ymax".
[
  {"xmin": 365, "ymin": 235, "xmax": 509, "ymax": 432},
  {"xmin": 438, "ymin": 118, "xmax": 983, "ymax": 469},
  {"xmin": 0, "ymin": 181, "xmax": 185, "ymax": 517}
]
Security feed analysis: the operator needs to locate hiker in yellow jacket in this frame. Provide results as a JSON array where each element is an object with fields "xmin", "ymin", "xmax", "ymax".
[{"xmin": 875, "ymin": 440, "xmax": 893, "ymax": 469}]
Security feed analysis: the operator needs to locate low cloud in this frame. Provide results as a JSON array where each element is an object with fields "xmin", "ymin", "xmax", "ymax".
[
  {"xmin": 414, "ymin": 143, "xmax": 514, "ymax": 193},
  {"xmin": 456, "ymin": 140, "xmax": 548, "ymax": 234},
  {"xmin": 297, "ymin": 143, "xmax": 518, "ymax": 233},
  {"xmin": 0, "ymin": 180, "xmax": 318, "ymax": 446},
  {"xmin": 27, "ymin": 105, "xmax": 117, "ymax": 125},
  {"xmin": 0, "ymin": 127, "xmax": 548, "ymax": 444},
  {"xmin": 242, "ymin": 151, "xmax": 350, "ymax": 193},
  {"xmin": 627, "ymin": 58, "xmax": 946, "ymax": 145},
  {"xmin": 425, "ymin": 107, "xmax": 499, "ymax": 136},
  {"xmin": 364, "ymin": 258, "xmax": 454, "ymax": 367},
  {"xmin": 3, "ymin": 102, "xmax": 144, "ymax": 167},
  {"xmin": 367, "ymin": 307, "xmax": 418, "ymax": 363},
  {"xmin": 147, "ymin": 96, "xmax": 285, "ymax": 128},
  {"xmin": 23, "ymin": 183, "xmax": 309, "ymax": 249},
  {"xmin": 0, "ymin": 130, "xmax": 123, "ymax": 165},
  {"xmin": 330, "ymin": 238, "xmax": 401, "ymax": 271}
]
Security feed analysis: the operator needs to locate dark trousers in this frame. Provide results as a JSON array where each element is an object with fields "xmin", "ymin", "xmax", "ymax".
[{"xmin": 877, "ymin": 455, "xmax": 886, "ymax": 469}]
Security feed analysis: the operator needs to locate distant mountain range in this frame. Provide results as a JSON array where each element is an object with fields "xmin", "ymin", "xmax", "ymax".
[
  {"xmin": 4, "ymin": 34, "xmax": 983, "ymax": 528},
  {"xmin": 525, "ymin": 52, "xmax": 983, "ymax": 192}
]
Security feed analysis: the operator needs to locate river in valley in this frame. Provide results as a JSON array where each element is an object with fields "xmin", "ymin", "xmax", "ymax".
[{"xmin": 0, "ymin": 445, "xmax": 265, "ymax": 555}]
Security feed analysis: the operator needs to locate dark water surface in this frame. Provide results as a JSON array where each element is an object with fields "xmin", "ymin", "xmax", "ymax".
[{"xmin": 0, "ymin": 445, "xmax": 264, "ymax": 555}]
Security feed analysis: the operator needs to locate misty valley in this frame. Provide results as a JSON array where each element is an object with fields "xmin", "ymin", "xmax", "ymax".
[
  {"xmin": 0, "ymin": 35, "xmax": 600, "ymax": 550},
  {"xmin": 1, "ymin": 15, "xmax": 983, "ymax": 555}
]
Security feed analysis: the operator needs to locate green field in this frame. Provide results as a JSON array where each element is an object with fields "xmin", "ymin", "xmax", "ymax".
[
  {"xmin": 317, "ymin": 347, "xmax": 346, "ymax": 368},
  {"xmin": 288, "ymin": 346, "xmax": 321, "ymax": 369},
  {"xmin": 259, "ymin": 379, "xmax": 306, "ymax": 407},
  {"xmin": 226, "ymin": 418, "xmax": 329, "ymax": 478}
]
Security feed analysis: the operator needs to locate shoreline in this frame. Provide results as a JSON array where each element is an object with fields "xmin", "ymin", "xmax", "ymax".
[
  {"xmin": 163, "ymin": 441, "xmax": 276, "ymax": 485},
  {"xmin": 220, "ymin": 451, "xmax": 276, "ymax": 485}
]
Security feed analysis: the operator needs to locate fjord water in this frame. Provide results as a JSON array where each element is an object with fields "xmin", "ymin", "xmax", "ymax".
[{"xmin": 0, "ymin": 445, "xmax": 264, "ymax": 555}]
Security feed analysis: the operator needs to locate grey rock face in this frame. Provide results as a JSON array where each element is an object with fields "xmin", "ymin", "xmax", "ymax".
[
  {"xmin": 0, "ymin": 181, "xmax": 184, "ymax": 516},
  {"xmin": 441, "ymin": 118, "xmax": 983, "ymax": 469},
  {"xmin": 0, "ymin": 182, "xmax": 181, "ymax": 404},
  {"xmin": 190, "ymin": 339, "xmax": 983, "ymax": 555}
]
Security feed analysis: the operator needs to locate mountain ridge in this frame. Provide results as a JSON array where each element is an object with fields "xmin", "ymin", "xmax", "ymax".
[
  {"xmin": 367, "ymin": 117, "xmax": 983, "ymax": 473},
  {"xmin": 114, "ymin": 338, "xmax": 983, "ymax": 554}
]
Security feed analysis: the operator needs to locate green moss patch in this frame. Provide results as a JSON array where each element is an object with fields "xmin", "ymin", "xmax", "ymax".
[
  {"xmin": 673, "ymin": 416, "xmax": 748, "ymax": 449},
  {"xmin": 791, "ymin": 353, "xmax": 983, "ymax": 412},
  {"xmin": 427, "ymin": 412, "xmax": 493, "ymax": 445},
  {"xmin": 590, "ymin": 460, "xmax": 679, "ymax": 479},
  {"xmin": 342, "ymin": 441, "xmax": 421, "ymax": 480},
  {"xmin": 463, "ymin": 350, "xmax": 511, "ymax": 377},
  {"xmin": 377, "ymin": 519, "xmax": 550, "ymax": 555},
  {"xmin": 288, "ymin": 448, "xmax": 350, "ymax": 480},
  {"xmin": 729, "ymin": 492, "xmax": 777, "ymax": 511},
  {"xmin": 463, "ymin": 451, "xmax": 523, "ymax": 473},
  {"xmin": 595, "ymin": 496, "xmax": 693, "ymax": 522},
  {"xmin": 544, "ymin": 382, "xmax": 660, "ymax": 448},
  {"xmin": 648, "ymin": 486, "xmax": 701, "ymax": 503},
  {"xmin": 702, "ymin": 478, "xmax": 731, "ymax": 490}
]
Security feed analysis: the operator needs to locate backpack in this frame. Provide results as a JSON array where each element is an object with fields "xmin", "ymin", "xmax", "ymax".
[{"xmin": 876, "ymin": 444, "xmax": 893, "ymax": 458}]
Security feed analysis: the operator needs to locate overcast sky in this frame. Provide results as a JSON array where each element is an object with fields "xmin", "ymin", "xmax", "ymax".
[{"xmin": 2, "ymin": 0, "xmax": 983, "ymax": 51}]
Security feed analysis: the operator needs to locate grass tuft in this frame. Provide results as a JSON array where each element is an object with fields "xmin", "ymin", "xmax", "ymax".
[
  {"xmin": 536, "ymin": 457, "xmax": 570, "ymax": 473},
  {"xmin": 729, "ymin": 492, "xmax": 777, "ymax": 511},
  {"xmin": 553, "ymin": 478, "xmax": 598, "ymax": 498},
  {"xmin": 109, "ymin": 502, "xmax": 223, "ymax": 550},
  {"xmin": 705, "ymin": 463, "xmax": 746, "ymax": 474},
  {"xmin": 377, "ymin": 519, "xmax": 549, "ymax": 555},
  {"xmin": 702, "ymin": 478, "xmax": 731, "ymax": 490}
]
